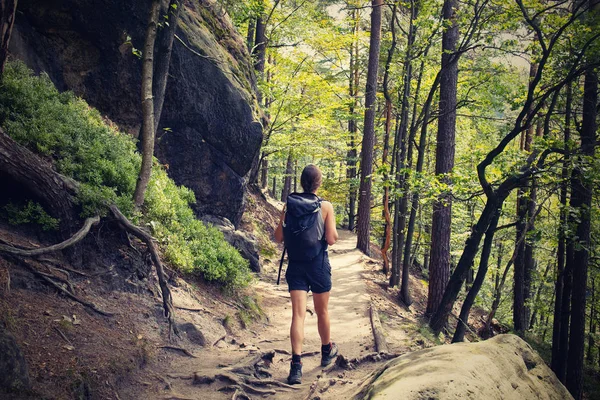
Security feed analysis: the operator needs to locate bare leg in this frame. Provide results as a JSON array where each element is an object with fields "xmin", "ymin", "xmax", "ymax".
[
  {"xmin": 313, "ymin": 291, "xmax": 331, "ymax": 345},
  {"xmin": 290, "ymin": 290, "xmax": 307, "ymax": 355}
]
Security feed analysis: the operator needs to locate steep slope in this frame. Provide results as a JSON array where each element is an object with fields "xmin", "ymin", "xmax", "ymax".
[{"xmin": 9, "ymin": 0, "xmax": 262, "ymax": 226}]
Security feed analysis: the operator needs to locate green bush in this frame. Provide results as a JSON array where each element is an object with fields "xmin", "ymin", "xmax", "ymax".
[
  {"xmin": 0, "ymin": 61, "xmax": 251, "ymax": 289},
  {"xmin": 3, "ymin": 200, "xmax": 59, "ymax": 231}
]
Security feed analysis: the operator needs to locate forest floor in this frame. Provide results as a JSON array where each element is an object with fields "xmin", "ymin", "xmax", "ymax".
[
  {"xmin": 0, "ymin": 191, "xmax": 449, "ymax": 400},
  {"xmin": 117, "ymin": 226, "xmax": 442, "ymax": 400}
]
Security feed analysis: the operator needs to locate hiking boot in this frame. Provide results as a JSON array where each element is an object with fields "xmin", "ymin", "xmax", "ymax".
[
  {"xmin": 321, "ymin": 342, "xmax": 339, "ymax": 367},
  {"xmin": 287, "ymin": 362, "xmax": 302, "ymax": 384}
]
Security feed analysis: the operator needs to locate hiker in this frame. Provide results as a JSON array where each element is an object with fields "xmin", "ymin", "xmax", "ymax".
[{"xmin": 274, "ymin": 164, "xmax": 339, "ymax": 385}]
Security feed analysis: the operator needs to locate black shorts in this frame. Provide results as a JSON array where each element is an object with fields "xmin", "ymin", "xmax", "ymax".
[{"xmin": 285, "ymin": 250, "xmax": 332, "ymax": 294}]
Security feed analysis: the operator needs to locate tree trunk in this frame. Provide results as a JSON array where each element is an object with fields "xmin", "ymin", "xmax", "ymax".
[
  {"xmin": 356, "ymin": 0, "xmax": 383, "ymax": 255},
  {"xmin": 347, "ymin": 7, "xmax": 360, "ymax": 232},
  {"xmin": 565, "ymin": 66, "xmax": 597, "ymax": 400},
  {"xmin": 426, "ymin": 0, "xmax": 459, "ymax": 316},
  {"xmin": 260, "ymin": 156, "xmax": 269, "ymax": 189},
  {"xmin": 281, "ymin": 151, "xmax": 293, "ymax": 202},
  {"xmin": 0, "ymin": 128, "xmax": 78, "ymax": 235},
  {"xmin": 514, "ymin": 61, "xmax": 538, "ymax": 334},
  {"xmin": 254, "ymin": 14, "xmax": 267, "ymax": 75},
  {"xmin": 247, "ymin": 17, "xmax": 255, "ymax": 52},
  {"xmin": 133, "ymin": 0, "xmax": 161, "ymax": 208},
  {"xmin": 452, "ymin": 211, "xmax": 500, "ymax": 343},
  {"xmin": 529, "ymin": 259, "xmax": 553, "ymax": 329},
  {"xmin": 153, "ymin": 0, "xmax": 181, "ymax": 135},
  {"xmin": 551, "ymin": 82, "xmax": 572, "ymax": 381},
  {"xmin": 586, "ymin": 278, "xmax": 595, "ymax": 364},
  {"xmin": 0, "ymin": 0, "xmax": 18, "ymax": 79},
  {"xmin": 380, "ymin": 4, "xmax": 397, "ymax": 275}
]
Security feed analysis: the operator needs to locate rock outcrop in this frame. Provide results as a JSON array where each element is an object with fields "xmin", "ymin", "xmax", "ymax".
[
  {"xmin": 9, "ymin": 0, "xmax": 262, "ymax": 226},
  {"xmin": 202, "ymin": 215, "xmax": 260, "ymax": 273},
  {"xmin": 355, "ymin": 334, "xmax": 572, "ymax": 400},
  {"xmin": 0, "ymin": 325, "xmax": 30, "ymax": 394}
]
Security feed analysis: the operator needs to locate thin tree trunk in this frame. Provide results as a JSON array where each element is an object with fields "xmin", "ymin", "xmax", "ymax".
[
  {"xmin": 452, "ymin": 211, "xmax": 500, "ymax": 343},
  {"xmin": 551, "ymin": 82, "xmax": 572, "ymax": 380},
  {"xmin": 260, "ymin": 156, "xmax": 269, "ymax": 189},
  {"xmin": 398, "ymin": 0, "xmax": 420, "ymax": 305},
  {"xmin": 586, "ymin": 278, "xmax": 595, "ymax": 363},
  {"xmin": 514, "ymin": 62, "xmax": 538, "ymax": 333},
  {"xmin": 380, "ymin": 4, "xmax": 397, "ymax": 275},
  {"xmin": 0, "ymin": 0, "xmax": 18, "ymax": 79},
  {"xmin": 426, "ymin": 0, "xmax": 459, "ymax": 316},
  {"xmin": 529, "ymin": 259, "xmax": 553, "ymax": 329},
  {"xmin": 281, "ymin": 151, "xmax": 293, "ymax": 202},
  {"xmin": 356, "ymin": 0, "xmax": 383, "ymax": 255},
  {"xmin": 247, "ymin": 17, "xmax": 255, "ymax": 52},
  {"xmin": 347, "ymin": 8, "xmax": 360, "ymax": 232},
  {"xmin": 133, "ymin": 0, "xmax": 161, "ymax": 208},
  {"xmin": 153, "ymin": 0, "xmax": 181, "ymax": 135},
  {"xmin": 566, "ymin": 66, "xmax": 597, "ymax": 400},
  {"xmin": 254, "ymin": 14, "xmax": 267, "ymax": 75}
]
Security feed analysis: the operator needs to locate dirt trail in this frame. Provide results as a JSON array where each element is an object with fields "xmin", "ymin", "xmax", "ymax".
[{"xmin": 135, "ymin": 230, "xmax": 388, "ymax": 400}]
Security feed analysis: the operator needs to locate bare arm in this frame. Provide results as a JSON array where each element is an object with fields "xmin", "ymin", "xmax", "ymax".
[
  {"xmin": 274, "ymin": 207, "xmax": 285, "ymax": 243},
  {"xmin": 322, "ymin": 201, "xmax": 338, "ymax": 245}
]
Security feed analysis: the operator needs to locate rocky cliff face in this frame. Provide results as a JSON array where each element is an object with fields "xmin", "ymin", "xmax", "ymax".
[{"xmin": 9, "ymin": 0, "xmax": 263, "ymax": 226}]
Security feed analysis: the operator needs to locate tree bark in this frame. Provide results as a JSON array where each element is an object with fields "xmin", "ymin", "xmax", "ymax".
[
  {"xmin": 0, "ymin": 128, "xmax": 79, "ymax": 235},
  {"xmin": 426, "ymin": 0, "xmax": 459, "ymax": 316},
  {"xmin": 566, "ymin": 66, "xmax": 597, "ymax": 400},
  {"xmin": 153, "ymin": 0, "xmax": 181, "ymax": 135},
  {"xmin": 356, "ymin": 0, "xmax": 383, "ymax": 255},
  {"xmin": 133, "ymin": 0, "xmax": 161, "ymax": 208}
]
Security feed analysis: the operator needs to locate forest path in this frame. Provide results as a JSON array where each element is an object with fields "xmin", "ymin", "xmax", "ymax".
[{"xmin": 144, "ymin": 230, "xmax": 387, "ymax": 400}]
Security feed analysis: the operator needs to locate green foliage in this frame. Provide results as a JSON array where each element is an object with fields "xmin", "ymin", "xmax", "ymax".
[
  {"xmin": 3, "ymin": 200, "xmax": 59, "ymax": 231},
  {"xmin": 145, "ymin": 168, "xmax": 252, "ymax": 288},
  {"xmin": 0, "ymin": 61, "xmax": 251, "ymax": 289},
  {"xmin": 0, "ymin": 61, "xmax": 140, "ymax": 217}
]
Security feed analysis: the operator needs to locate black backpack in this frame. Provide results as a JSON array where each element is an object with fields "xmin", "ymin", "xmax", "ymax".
[{"xmin": 277, "ymin": 193, "xmax": 325, "ymax": 284}]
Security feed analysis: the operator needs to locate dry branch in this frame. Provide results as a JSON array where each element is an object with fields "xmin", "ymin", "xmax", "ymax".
[
  {"xmin": 369, "ymin": 304, "xmax": 389, "ymax": 353},
  {"xmin": 16, "ymin": 258, "xmax": 113, "ymax": 316}
]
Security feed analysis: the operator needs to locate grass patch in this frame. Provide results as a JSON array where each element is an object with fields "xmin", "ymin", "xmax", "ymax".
[{"xmin": 0, "ymin": 61, "xmax": 251, "ymax": 289}]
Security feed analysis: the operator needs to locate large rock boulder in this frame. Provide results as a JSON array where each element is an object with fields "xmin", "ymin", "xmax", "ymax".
[
  {"xmin": 0, "ymin": 325, "xmax": 30, "ymax": 393},
  {"xmin": 355, "ymin": 334, "xmax": 572, "ymax": 400},
  {"xmin": 9, "ymin": 0, "xmax": 263, "ymax": 226},
  {"xmin": 202, "ymin": 215, "xmax": 260, "ymax": 273}
]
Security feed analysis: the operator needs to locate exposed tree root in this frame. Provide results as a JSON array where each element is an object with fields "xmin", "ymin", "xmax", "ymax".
[
  {"xmin": 212, "ymin": 335, "xmax": 227, "ymax": 347},
  {"xmin": 0, "ymin": 216, "xmax": 100, "ymax": 256},
  {"xmin": 190, "ymin": 350, "xmax": 298, "ymax": 397},
  {"xmin": 15, "ymin": 257, "xmax": 113, "ymax": 316},
  {"xmin": 159, "ymin": 345, "xmax": 197, "ymax": 358},
  {"xmin": 110, "ymin": 205, "xmax": 177, "ymax": 336},
  {"xmin": 231, "ymin": 388, "xmax": 250, "ymax": 400}
]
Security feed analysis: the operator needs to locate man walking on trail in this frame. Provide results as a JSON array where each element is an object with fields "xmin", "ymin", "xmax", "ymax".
[{"xmin": 274, "ymin": 164, "xmax": 339, "ymax": 385}]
